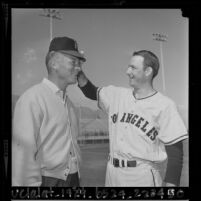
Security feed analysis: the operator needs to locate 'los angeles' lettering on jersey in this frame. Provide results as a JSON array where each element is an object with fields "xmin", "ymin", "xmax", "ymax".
[{"xmin": 111, "ymin": 112, "xmax": 158, "ymax": 141}]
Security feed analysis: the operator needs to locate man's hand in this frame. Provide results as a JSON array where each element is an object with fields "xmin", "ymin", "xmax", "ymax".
[{"xmin": 77, "ymin": 71, "xmax": 88, "ymax": 87}]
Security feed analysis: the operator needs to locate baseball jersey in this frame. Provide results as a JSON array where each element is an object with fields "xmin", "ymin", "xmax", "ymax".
[{"xmin": 98, "ymin": 85, "xmax": 188, "ymax": 162}]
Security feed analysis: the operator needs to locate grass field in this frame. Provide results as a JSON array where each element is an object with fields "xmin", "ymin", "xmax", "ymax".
[
  {"xmin": 79, "ymin": 140, "xmax": 189, "ymax": 187},
  {"xmin": 79, "ymin": 143, "xmax": 109, "ymax": 186}
]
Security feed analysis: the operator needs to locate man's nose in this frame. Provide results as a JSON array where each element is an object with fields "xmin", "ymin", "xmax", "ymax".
[
  {"xmin": 126, "ymin": 67, "xmax": 131, "ymax": 75},
  {"xmin": 75, "ymin": 66, "xmax": 81, "ymax": 72}
]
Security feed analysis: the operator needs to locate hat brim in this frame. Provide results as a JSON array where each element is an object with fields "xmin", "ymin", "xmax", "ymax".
[{"xmin": 59, "ymin": 50, "xmax": 86, "ymax": 62}]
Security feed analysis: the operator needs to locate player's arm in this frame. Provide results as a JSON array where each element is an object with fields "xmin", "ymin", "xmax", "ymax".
[
  {"xmin": 164, "ymin": 140, "xmax": 184, "ymax": 186},
  {"xmin": 158, "ymin": 100, "xmax": 188, "ymax": 186},
  {"xmin": 77, "ymin": 70, "xmax": 98, "ymax": 100},
  {"xmin": 12, "ymin": 96, "xmax": 42, "ymax": 186}
]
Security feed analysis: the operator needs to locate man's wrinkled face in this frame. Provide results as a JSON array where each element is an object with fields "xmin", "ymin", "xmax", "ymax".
[{"xmin": 57, "ymin": 53, "xmax": 82, "ymax": 85}]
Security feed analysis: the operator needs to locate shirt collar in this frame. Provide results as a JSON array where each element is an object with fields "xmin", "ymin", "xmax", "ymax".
[
  {"xmin": 42, "ymin": 78, "xmax": 60, "ymax": 94},
  {"xmin": 42, "ymin": 78, "xmax": 67, "ymax": 101}
]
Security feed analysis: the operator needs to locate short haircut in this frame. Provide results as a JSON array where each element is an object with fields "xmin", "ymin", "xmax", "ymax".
[
  {"xmin": 45, "ymin": 51, "xmax": 59, "ymax": 74},
  {"xmin": 132, "ymin": 50, "xmax": 160, "ymax": 79}
]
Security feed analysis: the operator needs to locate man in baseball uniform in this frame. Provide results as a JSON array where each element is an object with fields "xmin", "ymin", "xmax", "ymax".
[{"xmin": 77, "ymin": 50, "xmax": 188, "ymax": 186}]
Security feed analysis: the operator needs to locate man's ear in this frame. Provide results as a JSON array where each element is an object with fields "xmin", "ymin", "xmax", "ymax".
[
  {"xmin": 145, "ymin": 66, "xmax": 153, "ymax": 77},
  {"xmin": 50, "ymin": 52, "xmax": 60, "ymax": 70},
  {"xmin": 52, "ymin": 63, "xmax": 59, "ymax": 70}
]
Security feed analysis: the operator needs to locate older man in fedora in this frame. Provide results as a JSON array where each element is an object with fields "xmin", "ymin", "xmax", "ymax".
[{"xmin": 12, "ymin": 36, "xmax": 86, "ymax": 186}]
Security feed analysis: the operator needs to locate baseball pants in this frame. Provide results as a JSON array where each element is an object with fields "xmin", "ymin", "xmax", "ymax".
[{"xmin": 105, "ymin": 161, "xmax": 162, "ymax": 186}]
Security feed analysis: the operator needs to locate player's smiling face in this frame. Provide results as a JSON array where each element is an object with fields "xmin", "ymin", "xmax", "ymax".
[{"xmin": 126, "ymin": 55, "xmax": 147, "ymax": 88}]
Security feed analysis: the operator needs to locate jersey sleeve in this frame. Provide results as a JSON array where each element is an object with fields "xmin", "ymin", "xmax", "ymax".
[
  {"xmin": 12, "ymin": 94, "xmax": 42, "ymax": 186},
  {"xmin": 97, "ymin": 85, "xmax": 117, "ymax": 113},
  {"xmin": 158, "ymin": 101, "xmax": 188, "ymax": 145}
]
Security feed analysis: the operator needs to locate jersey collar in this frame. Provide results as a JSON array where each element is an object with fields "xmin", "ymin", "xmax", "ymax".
[{"xmin": 132, "ymin": 90, "xmax": 158, "ymax": 101}]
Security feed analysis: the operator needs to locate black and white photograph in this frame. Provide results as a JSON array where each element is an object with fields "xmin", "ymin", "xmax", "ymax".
[{"xmin": 9, "ymin": 7, "xmax": 189, "ymax": 199}]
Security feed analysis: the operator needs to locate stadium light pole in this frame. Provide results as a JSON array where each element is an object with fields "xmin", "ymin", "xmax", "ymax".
[
  {"xmin": 153, "ymin": 33, "xmax": 168, "ymax": 94},
  {"xmin": 40, "ymin": 9, "xmax": 62, "ymax": 41}
]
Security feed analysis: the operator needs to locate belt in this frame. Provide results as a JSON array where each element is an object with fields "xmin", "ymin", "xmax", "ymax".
[{"xmin": 109, "ymin": 156, "xmax": 137, "ymax": 168}]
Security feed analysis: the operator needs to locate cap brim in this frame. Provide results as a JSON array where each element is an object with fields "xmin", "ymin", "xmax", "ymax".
[{"xmin": 59, "ymin": 50, "xmax": 86, "ymax": 62}]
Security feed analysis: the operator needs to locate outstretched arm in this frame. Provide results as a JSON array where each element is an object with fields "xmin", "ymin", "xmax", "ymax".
[{"xmin": 77, "ymin": 71, "xmax": 98, "ymax": 100}]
